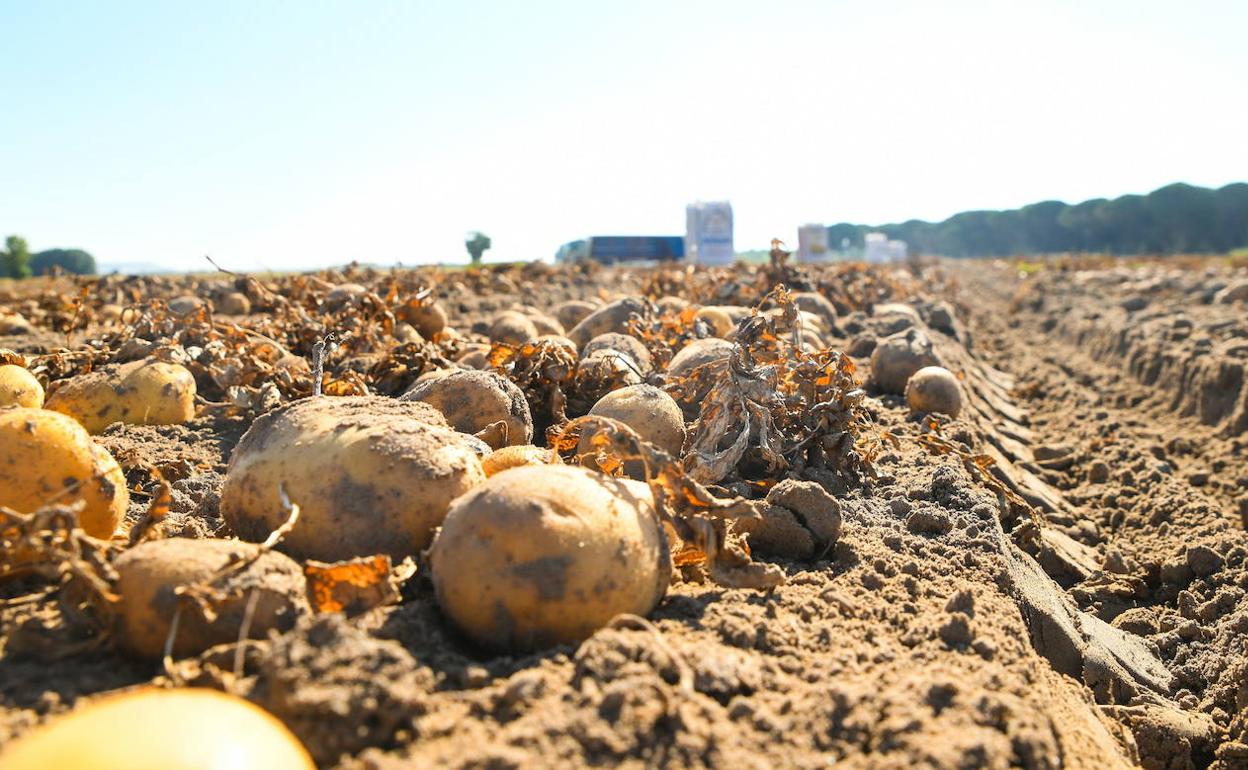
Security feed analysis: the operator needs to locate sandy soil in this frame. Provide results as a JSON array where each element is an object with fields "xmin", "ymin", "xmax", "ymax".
[{"xmin": 2, "ymin": 257, "xmax": 1247, "ymax": 769}]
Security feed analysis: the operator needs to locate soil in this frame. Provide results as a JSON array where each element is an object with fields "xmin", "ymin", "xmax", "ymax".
[{"xmin": 3, "ymin": 257, "xmax": 1248, "ymax": 769}]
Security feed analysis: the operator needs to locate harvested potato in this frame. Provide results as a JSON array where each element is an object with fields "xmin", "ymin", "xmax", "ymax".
[
  {"xmin": 489, "ymin": 311, "xmax": 539, "ymax": 346},
  {"xmin": 582, "ymin": 332, "xmax": 653, "ymax": 375},
  {"xmin": 567, "ymin": 297, "xmax": 646, "ymax": 348},
  {"xmin": 326, "ymin": 283, "xmax": 367, "ymax": 308},
  {"xmin": 525, "ymin": 311, "xmax": 565, "ymax": 337},
  {"xmin": 666, "ymin": 337, "xmax": 734, "ymax": 416},
  {"xmin": 220, "ymin": 395, "xmax": 482, "ymax": 561},
  {"xmin": 586, "ymin": 384, "xmax": 685, "ymax": 457},
  {"xmin": 792, "ymin": 291, "xmax": 838, "ymax": 329},
  {"xmin": 553, "ymin": 299, "xmax": 598, "ymax": 331},
  {"xmin": 45, "ymin": 359, "xmax": 197, "ymax": 433},
  {"xmin": 482, "ymin": 445, "xmax": 556, "ymax": 476},
  {"xmin": 0, "ymin": 688, "xmax": 314, "ymax": 770},
  {"xmin": 572, "ymin": 350, "xmax": 643, "ymax": 412},
  {"xmin": 429, "ymin": 465, "xmax": 671, "ymax": 651},
  {"xmin": 217, "ymin": 291, "xmax": 252, "ymax": 315},
  {"xmin": 168, "ymin": 295, "xmax": 206, "ymax": 316},
  {"xmin": 905, "ymin": 365, "xmax": 964, "ymax": 417},
  {"xmin": 0, "ymin": 364, "xmax": 43, "ymax": 408},
  {"xmin": 401, "ymin": 369, "xmax": 533, "ymax": 448},
  {"xmin": 870, "ymin": 328, "xmax": 939, "ymax": 395},
  {"xmin": 0, "ymin": 408, "xmax": 128, "ymax": 539},
  {"xmin": 399, "ymin": 301, "xmax": 447, "ymax": 339},
  {"xmin": 114, "ymin": 537, "xmax": 308, "ymax": 659},
  {"xmin": 393, "ymin": 322, "xmax": 424, "ymax": 344},
  {"xmin": 694, "ymin": 306, "xmax": 735, "ymax": 337}
]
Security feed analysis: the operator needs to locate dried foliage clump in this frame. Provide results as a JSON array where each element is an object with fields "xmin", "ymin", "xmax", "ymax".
[
  {"xmin": 488, "ymin": 337, "xmax": 578, "ymax": 436},
  {"xmin": 669, "ymin": 287, "xmax": 873, "ymax": 489}
]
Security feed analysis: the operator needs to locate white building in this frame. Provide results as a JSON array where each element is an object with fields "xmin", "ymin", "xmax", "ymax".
[
  {"xmin": 685, "ymin": 201, "xmax": 734, "ymax": 264},
  {"xmin": 797, "ymin": 223, "xmax": 832, "ymax": 262},
  {"xmin": 863, "ymin": 232, "xmax": 889, "ymax": 263},
  {"xmin": 887, "ymin": 239, "xmax": 909, "ymax": 262}
]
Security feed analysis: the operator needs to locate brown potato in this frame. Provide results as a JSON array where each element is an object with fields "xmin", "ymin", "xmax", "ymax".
[
  {"xmin": 481, "ymin": 445, "xmax": 556, "ymax": 476},
  {"xmin": 0, "ymin": 407, "xmax": 128, "ymax": 538},
  {"xmin": 489, "ymin": 311, "xmax": 538, "ymax": 346},
  {"xmin": 581, "ymin": 332, "xmax": 653, "ymax": 375},
  {"xmin": 220, "ymin": 395, "xmax": 482, "ymax": 561},
  {"xmin": 905, "ymin": 365, "xmax": 964, "ymax": 417},
  {"xmin": 113, "ymin": 538, "xmax": 308, "ymax": 659},
  {"xmin": 0, "ymin": 364, "xmax": 43, "ymax": 408},
  {"xmin": 429, "ymin": 465, "xmax": 671, "ymax": 651},
  {"xmin": 553, "ymin": 299, "xmax": 597, "ymax": 330},
  {"xmin": 399, "ymin": 301, "xmax": 447, "ymax": 339},
  {"xmin": 401, "ymin": 369, "xmax": 533, "ymax": 448},
  {"xmin": 586, "ymin": 384, "xmax": 685, "ymax": 457},
  {"xmin": 567, "ymin": 297, "xmax": 646, "ymax": 348},
  {"xmin": 870, "ymin": 329, "xmax": 939, "ymax": 395},
  {"xmin": 45, "ymin": 359, "xmax": 197, "ymax": 434}
]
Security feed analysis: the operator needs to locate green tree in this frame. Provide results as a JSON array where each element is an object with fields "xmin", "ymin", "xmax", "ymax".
[
  {"xmin": 31, "ymin": 248, "xmax": 97, "ymax": 276},
  {"xmin": 2, "ymin": 235, "xmax": 32, "ymax": 279},
  {"xmin": 465, "ymin": 231, "xmax": 491, "ymax": 266}
]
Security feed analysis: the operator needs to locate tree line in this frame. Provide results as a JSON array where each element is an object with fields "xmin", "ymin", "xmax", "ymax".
[
  {"xmin": 1, "ymin": 236, "xmax": 97, "ymax": 278},
  {"xmin": 827, "ymin": 182, "xmax": 1248, "ymax": 257}
]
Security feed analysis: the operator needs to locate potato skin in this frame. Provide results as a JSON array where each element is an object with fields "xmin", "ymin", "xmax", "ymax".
[
  {"xmin": 553, "ymin": 299, "xmax": 597, "ymax": 330},
  {"xmin": 430, "ymin": 465, "xmax": 671, "ymax": 652},
  {"xmin": 870, "ymin": 329, "xmax": 939, "ymax": 395},
  {"xmin": 0, "ymin": 407, "xmax": 128, "ymax": 538},
  {"xmin": 481, "ymin": 445, "xmax": 555, "ymax": 476},
  {"xmin": 220, "ymin": 395, "xmax": 482, "ymax": 561},
  {"xmin": 489, "ymin": 311, "xmax": 539, "ymax": 346},
  {"xmin": 905, "ymin": 365, "xmax": 964, "ymax": 417},
  {"xmin": 0, "ymin": 688, "xmax": 314, "ymax": 770},
  {"xmin": 567, "ymin": 297, "xmax": 646, "ymax": 348},
  {"xmin": 587, "ymin": 384, "xmax": 685, "ymax": 456},
  {"xmin": 114, "ymin": 538, "xmax": 309, "ymax": 659},
  {"xmin": 45, "ymin": 359, "xmax": 197, "ymax": 433},
  {"xmin": 582, "ymin": 333, "xmax": 653, "ymax": 375},
  {"xmin": 401, "ymin": 369, "xmax": 533, "ymax": 449},
  {"xmin": 0, "ymin": 364, "xmax": 43, "ymax": 408}
]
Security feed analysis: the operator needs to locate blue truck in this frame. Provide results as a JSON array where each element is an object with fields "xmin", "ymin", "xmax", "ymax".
[{"xmin": 555, "ymin": 236, "xmax": 685, "ymax": 264}]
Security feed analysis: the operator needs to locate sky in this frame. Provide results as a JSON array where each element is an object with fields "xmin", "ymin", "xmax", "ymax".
[{"xmin": 2, "ymin": 0, "xmax": 1246, "ymax": 270}]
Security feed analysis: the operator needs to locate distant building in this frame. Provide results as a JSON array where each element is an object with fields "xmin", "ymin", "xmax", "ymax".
[
  {"xmin": 685, "ymin": 201, "xmax": 734, "ymax": 264},
  {"xmin": 797, "ymin": 223, "xmax": 832, "ymax": 263},
  {"xmin": 555, "ymin": 236, "xmax": 683, "ymax": 264},
  {"xmin": 863, "ymin": 232, "xmax": 908, "ymax": 263}
]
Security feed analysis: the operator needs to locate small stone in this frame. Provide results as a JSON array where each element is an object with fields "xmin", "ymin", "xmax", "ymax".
[
  {"xmin": 939, "ymin": 613, "xmax": 974, "ymax": 647},
  {"xmin": 888, "ymin": 497, "xmax": 912, "ymax": 517},
  {"xmin": 905, "ymin": 508, "xmax": 952, "ymax": 536},
  {"xmin": 1188, "ymin": 470, "xmax": 1210, "ymax": 487},
  {"xmin": 1088, "ymin": 460, "xmax": 1110, "ymax": 484},
  {"xmin": 1186, "ymin": 544, "xmax": 1224, "ymax": 576},
  {"xmin": 1120, "ymin": 295, "xmax": 1148, "ymax": 312}
]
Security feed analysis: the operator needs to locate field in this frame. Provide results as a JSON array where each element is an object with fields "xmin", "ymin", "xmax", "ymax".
[{"xmin": 2, "ymin": 256, "xmax": 1248, "ymax": 769}]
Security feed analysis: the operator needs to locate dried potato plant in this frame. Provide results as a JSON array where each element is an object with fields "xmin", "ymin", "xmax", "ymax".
[{"xmin": 671, "ymin": 286, "xmax": 872, "ymax": 488}]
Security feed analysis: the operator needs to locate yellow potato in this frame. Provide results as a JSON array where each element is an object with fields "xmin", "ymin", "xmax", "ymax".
[
  {"xmin": 0, "ymin": 364, "xmax": 43, "ymax": 408},
  {"xmin": 46, "ymin": 359, "xmax": 197, "ymax": 433},
  {"xmin": 585, "ymin": 384, "xmax": 685, "ymax": 457},
  {"xmin": 429, "ymin": 465, "xmax": 671, "ymax": 652},
  {"xmin": 905, "ymin": 365, "xmax": 964, "ymax": 417},
  {"xmin": 489, "ymin": 311, "xmax": 539, "ymax": 346},
  {"xmin": 0, "ymin": 408, "xmax": 128, "ymax": 538},
  {"xmin": 114, "ymin": 538, "xmax": 308, "ymax": 659},
  {"xmin": 566, "ymin": 297, "xmax": 647, "ymax": 348},
  {"xmin": 400, "ymin": 369, "xmax": 533, "ymax": 449},
  {"xmin": 220, "ymin": 395, "xmax": 483, "ymax": 561},
  {"xmin": 399, "ymin": 300, "xmax": 447, "ymax": 339},
  {"xmin": 0, "ymin": 688, "xmax": 314, "ymax": 770},
  {"xmin": 481, "ymin": 444, "xmax": 556, "ymax": 476}
]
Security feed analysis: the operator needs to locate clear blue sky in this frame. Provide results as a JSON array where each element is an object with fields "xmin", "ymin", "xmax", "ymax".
[{"xmin": 2, "ymin": 0, "xmax": 1246, "ymax": 269}]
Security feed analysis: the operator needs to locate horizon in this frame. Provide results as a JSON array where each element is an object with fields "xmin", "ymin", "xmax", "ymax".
[{"xmin": 3, "ymin": 1, "xmax": 1246, "ymax": 269}]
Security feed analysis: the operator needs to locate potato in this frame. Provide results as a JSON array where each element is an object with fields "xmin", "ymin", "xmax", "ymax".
[
  {"xmin": 0, "ymin": 408, "xmax": 128, "ymax": 539},
  {"xmin": 220, "ymin": 395, "xmax": 482, "ymax": 561},
  {"xmin": 0, "ymin": 364, "xmax": 43, "ymax": 408},
  {"xmin": 114, "ymin": 538, "xmax": 308, "ymax": 659},
  {"xmin": 401, "ymin": 369, "xmax": 533, "ymax": 448},
  {"xmin": 0, "ymin": 688, "xmax": 314, "ymax": 770},
  {"xmin": 666, "ymin": 337, "xmax": 734, "ymax": 417},
  {"xmin": 326, "ymin": 282, "xmax": 367, "ymax": 308},
  {"xmin": 429, "ymin": 465, "xmax": 671, "ymax": 651},
  {"xmin": 482, "ymin": 445, "xmax": 556, "ymax": 476},
  {"xmin": 905, "ymin": 365, "xmax": 964, "ymax": 417},
  {"xmin": 586, "ymin": 384, "xmax": 685, "ymax": 456},
  {"xmin": 489, "ymin": 311, "xmax": 538, "ymax": 346},
  {"xmin": 572, "ymin": 350, "xmax": 643, "ymax": 410},
  {"xmin": 168, "ymin": 295, "xmax": 206, "ymax": 316},
  {"xmin": 399, "ymin": 301, "xmax": 447, "ymax": 339},
  {"xmin": 525, "ymin": 311, "xmax": 565, "ymax": 337},
  {"xmin": 582, "ymin": 332, "xmax": 652, "ymax": 375},
  {"xmin": 45, "ymin": 359, "xmax": 197, "ymax": 434},
  {"xmin": 791, "ymin": 291, "xmax": 838, "ymax": 329},
  {"xmin": 553, "ymin": 299, "xmax": 597, "ymax": 330},
  {"xmin": 567, "ymin": 297, "xmax": 646, "ymax": 348},
  {"xmin": 217, "ymin": 291, "xmax": 251, "ymax": 315},
  {"xmin": 694, "ymin": 306, "xmax": 735, "ymax": 337},
  {"xmin": 870, "ymin": 329, "xmax": 939, "ymax": 395}
]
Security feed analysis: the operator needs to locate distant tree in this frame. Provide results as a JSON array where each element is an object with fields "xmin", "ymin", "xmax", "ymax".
[
  {"xmin": 2, "ymin": 235, "xmax": 32, "ymax": 279},
  {"xmin": 31, "ymin": 248, "xmax": 97, "ymax": 276},
  {"xmin": 465, "ymin": 231, "xmax": 492, "ymax": 266}
]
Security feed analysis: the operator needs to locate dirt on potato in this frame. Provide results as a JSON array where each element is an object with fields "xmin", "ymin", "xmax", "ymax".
[{"xmin": 2, "ymin": 256, "xmax": 1248, "ymax": 769}]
